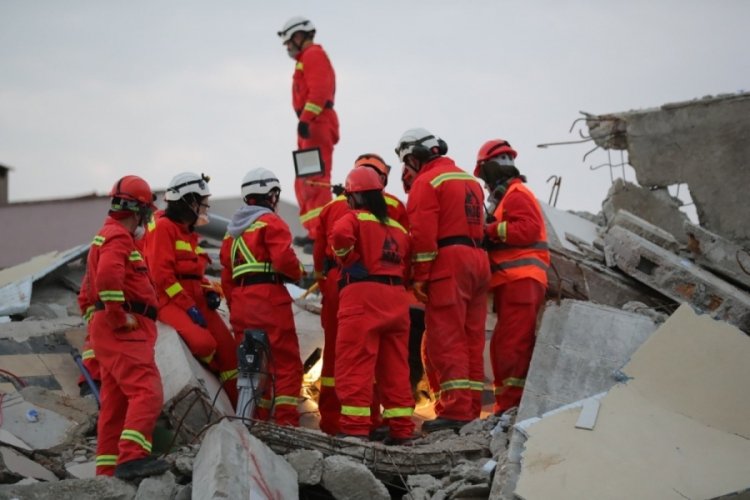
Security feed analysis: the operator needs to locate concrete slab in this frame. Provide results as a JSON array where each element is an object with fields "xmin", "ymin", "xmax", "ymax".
[
  {"xmin": 65, "ymin": 461, "xmax": 95, "ymax": 479},
  {"xmin": 0, "ymin": 476, "xmax": 136, "ymax": 500},
  {"xmin": 540, "ymin": 202, "xmax": 601, "ymax": 254},
  {"xmin": 685, "ymin": 221, "xmax": 750, "ymax": 291},
  {"xmin": 321, "ymin": 455, "xmax": 390, "ymax": 500},
  {"xmin": 609, "ymin": 209, "xmax": 680, "ymax": 253},
  {"xmin": 192, "ymin": 419, "xmax": 298, "ymax": 500},
  {"xmin": 604, "ymin": 225, "xmax": 750, "ymax": 332},
  {"xmin": 0, "ymin": 446, "xmax": 57, "ymax": 482}
]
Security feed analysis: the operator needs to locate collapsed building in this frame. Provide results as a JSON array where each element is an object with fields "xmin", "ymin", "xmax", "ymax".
[{"xmin": 0, "ymin": 92, "xmax": 749, "ymax": 499}]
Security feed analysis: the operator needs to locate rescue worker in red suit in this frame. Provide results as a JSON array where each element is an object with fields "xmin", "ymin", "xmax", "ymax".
[
  {"xmin": 395, "ymin": 128, "xmax": 490, "ymax": 432},
  {"xmin": 220, "ymin": 168, "xmax": 305, "ymax": 426},
  {"xmin": 330, "ymin": 167, "xmax": 415, "ymax": 444},
  {"xmin": 84, "ymin": 175, "xmax": 169, "ymax": 479},
  {"xmin": 76, "ymin": 271, "xmax": 101, "ymax": 397},
  {"xmin": 278, "ymin": 16, "xmax": 339, "ymax": 249},
  {"xmin": 144, "ymin": 172, "xmax": 238, "ymax": 406},
  {"xmin": 474, "ymin": 139, "xmax": 549, "ymax": 415}
]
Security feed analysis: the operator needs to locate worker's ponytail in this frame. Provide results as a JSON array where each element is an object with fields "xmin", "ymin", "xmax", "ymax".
[{"xmin": 359, "ymin": 190, "xmax": 388, "ymax": 224}]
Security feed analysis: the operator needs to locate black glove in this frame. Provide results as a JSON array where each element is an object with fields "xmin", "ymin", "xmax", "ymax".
[
  {"xmin": 331, "ymin": 183, "xmax": 345, "ymax": 196},
  {"xmin": 297, "ymin": 121, "xmax": 310, "ymax": 139},
  {"xmin": 205, "ymin": 291, "xmax": 221, "ymax": 310}
]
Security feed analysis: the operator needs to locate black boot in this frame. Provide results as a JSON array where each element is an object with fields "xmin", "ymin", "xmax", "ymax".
[
  {"xmin": 421, "ymin": 417, "xmax": 470, "ymax": 433},
  {"xmin": 114, "ymin": 456, "xmax": 170, "ymax": 480}
]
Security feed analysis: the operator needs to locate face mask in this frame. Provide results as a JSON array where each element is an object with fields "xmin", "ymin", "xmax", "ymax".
[
  {"xmin": 133, "ymin": 226, "xmax": 146, "ymax": 240},
  {"xmin": 195, "ymin": 213, "xmax": 210, "ymax": 226}
]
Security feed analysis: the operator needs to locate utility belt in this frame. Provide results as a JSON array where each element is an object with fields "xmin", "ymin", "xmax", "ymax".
[
  {"xmin": 94, "ymin": 300, "xmax": 158, "ymax": 321},
  {"xmin": 175, "ymin": 273, "xmax": 202, "ymax": 280},
  {"xmin": 339, "ymin": 274, "xmax": 403, "ymax": 290},
  {"xmin": 437, "ymin": 236, "xmax": 483, "ymax": 249},
  {"xmin": 234, "ymin": 273, "xmax": 285, "ymax": 286}
]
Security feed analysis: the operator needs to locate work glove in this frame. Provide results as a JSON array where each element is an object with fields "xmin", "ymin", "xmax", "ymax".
[
  {"xmin": 412, "ymin": 281, "xmax": 429, "ymax": 304},
  {"xmin": 205, "ymin": 291, "xmax": 222, "ymax": 311},
  {"xmin": 297, "ymin": 121, "xmax": 310, "ymax": 139},
  {"xmin": 342, "ymin": 261, "xmax": 368, "ymax": 281},
  {"xmin": 186, "ymin": 306, "xmax": 207, "ymax": 327},
  {"xmin": 331, "ymin": 183, "xmax": 345, "ymax": 196}
]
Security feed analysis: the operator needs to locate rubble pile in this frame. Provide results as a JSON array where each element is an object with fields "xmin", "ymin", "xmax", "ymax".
[{"xmin": 1, "ymin": 92, "xmax": 749, "ymax": 499}]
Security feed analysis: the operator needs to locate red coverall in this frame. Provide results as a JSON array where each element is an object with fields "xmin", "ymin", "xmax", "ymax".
[
  {"xmin": 77, "ymin": 271, "xmax": 100, "ymax": 389},
  {"xmin": 293, "ymin": 43, "xmax": 340, "ymax": 238},
  {"xmin": 144, "ymin": 214, "xmax": 238, "ymax": 405},
  {"xmin": 85, "ymin": 217, "xmax": 163, "ymax": 476},
  {"xmin": 219, "ymin": 211, "xmax": 304, "ymax": 426},
  {"xmin": 330, "ymin": 210, "xmax": 415, "ymax": 439},
  {"xmin": 407, "ymin": 157, "xmax": 490, "ymax": 422},
  {"xmin": 485, "ymin": 180, "xmax": 549, "ymax": 413},
  {"xmin": 384, "ymin": 192, "xmax": 410, "ymax": 231}
]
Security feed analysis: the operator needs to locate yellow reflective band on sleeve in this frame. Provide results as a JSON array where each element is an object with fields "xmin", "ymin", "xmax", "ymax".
[
  {"xmin": 195, "ymin": 246, "xmax": 206, "ymax": 254},
  {"xmin": 333, "ymin": 245, "xmax": 353, "ymax": 257},
  {"xmin": 128, "ymin": 251, "xmax": 144, "ymax": 262},
  {"xmin": 440, "ymin": 379, "xmax": 472, "ymax": 392},
  {"xmin": 295, "ymin": 61, "xmax": 303, "ymax": 71},
  {"xmin": 382, "ymin": 407, "xmax": 414, "ymax": 419},
  {"xmin": 175, "ymin": 240, "xmax": 193, "ymax": 252},
  {"xmin": 165, "ymin": 282, "xmax": 183, "ymax": 298},
  {"xmin": 198, "ymin": 352, "xmax": 215, "ymax": 364},
  {"xmin": 413, "ymin": 251, "xmax": 438, "ymax": 263},
  {"xmin": 385, "ymin": 196, "xmax": 400, "ymax": 207},
  {"xmin": 341, "ymin": 405, "xmax": 371, "ymax": 417},
  {"xmin": 95, "ymin": 454, "xmax": 118, "ymax": 466},
  {"xmin": 497, "ymin": 221, "xmax": 507, "ymax": 241},
  {"xmin": 92, "ymin": 235, "xmax": 105, "ymax": 246},
  {"xmin": 300, "ymin": 207, "xmax": 323, "ymax": 224},
  {"xmin": 83, "ymin": 305, "xmax": 96, "ymax": 323},
  {"xmin": 501, "ymin": 377, "xmax": 525, "ymax": 389},
  {"xmin": 430, "ymin": 172, "xmax": 477, "ymax": 188},
  {"xmin": 220, "ymin": 369, "xmax": 238, "ymax": 383},
  {"xmin": 275, "ymin": 395, "xmax": 300, "ymax": 407},
  {"xmin": 99, "ymin": 290, "xmax": 125, "ymax": 302},
  {"xmin": 469, "ymin": 380, "xmax": 485, "ymax": 392},
  {"xmin": 82, "ymin": 349, "xmax": 96, "ymax": 361},
  {"xmin": 320, "ymin": 377, "xmax": 335, "ymax": 387},
  {"xmin": 355, "ymin": 212, "xmax": 407, "ymax": 234},
  {"xmin": 120, "ymin": 429, "xmax": 152, "ymax": 453},
  {"xmin": 304, "ymin": 102, "xmax": 323, "ymax": 115}
]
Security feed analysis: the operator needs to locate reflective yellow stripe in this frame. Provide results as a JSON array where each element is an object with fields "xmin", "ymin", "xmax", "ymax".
[
  {"xmin": 195, "ymin": 246, "xmax": 206, "ymax": 254},
  {"xmin": 300, "ymin": 207, "xmax": 322, "ymax": 224},
  {"xmin": 497, "ymin": 221, "xmax": 507, "ymax": 241},
  {"xmin": 220, "ymin": 369, "xmax": 238, "ymax": 383},
  {"xmin": 259, "ymin": 398, "xmax": 273, "ymax": 409},
  {"xmin": 304, "ymin": 102, "xmax": 323, "ymax": 115},
  {"xmin": 147, "ymin": 216, "xmax": 156, "ymax": 232},
  {"xmin": 469, "ymin": 380, "xmax": 485, "ymax": 391},
  {"xmin": 333, "ymin": 245, "xmax": 353, "ymax": 257},
  {"xmin": 166, "ymin": 282, "xmax": 183, "ymax": 298},
  {"xmin": 430, "ymin": 172, "xmax": 476, "ymax": 188},
  {"xmin": 295, "ymin": 61, "xmax": 303, "ymax": 71},
  {"xmin": 341, "ymin": 405, "xmax": 371, "ymax": 417},
  {"xmin": 413, "ymin": 251, "xmax": 437, "ymax": 263},
  {"xmin": 99, "ymin": 290, "xmax": 125, "ymax": 302},
  {"xmin": 95, "ymin": 454, "xmax": 118, "ymax": 466},
  {"xmin": 382, "ymin": 407, "xmax": 414, "ymax": 418},
  {"xmin": 275, "ymin": 395, "xmax": 300, "ymax": 407},
  {"xmin": 320, "ymin": 377, "xmax": 335, "ymax": 387},
  {"xmin": 92, "ymin": 235, "xmax": 105, "ymax": 246},
  {"xmin": 175, "ymin": 240, "xmax": 193, "ymax": 252},
  {"xmin": 502, "ymin": 377, "xmax": 525, "ymax": 389},
  {"xmin": 120, "ymin": 429, "xmax": 152, "ymax": 453},
  {"xmin": 198, "ymin": 352, "xmax": 215, "ymax": 364},
  {"xmin": 82, "ymin": 349, "xmax": 95, "ymax": 361},
  {"xmin": 355, "ymin": 212, "xmax": 407, "ymax": 234},
  {"xmin": 230, "ymin": 230, "xmax": 275, "ymax": 279},
  {"xmin": 440, "ymin": 379, "xmax": 472, "ymax": 392},
  {"xmin": 83, "ymin": 305, "xmax": 96, "ymax": 323},
  {"xmin": 128, "ymin": 251, "xmax": 143, "ymax": 261},
  {"xmin": 385, "ymin": 196, "xmax": 400, "ymax": 207}
]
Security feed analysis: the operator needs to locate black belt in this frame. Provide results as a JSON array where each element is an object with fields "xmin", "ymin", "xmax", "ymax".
[
  {"xmin": 234, "ymin": 273, "xmax": 285, "ymax": 286},
  {"xmin": 94, "ymin": 300, "xmax": 157, "ymax": 321},
  {"xmin": 339, "ymin": 274, "xmax": 403, "ymax": 290},
  {"xmin": 437, "ymin": 236, "xmax": 483, "ymax": 249},
  {"xmin": 176, "ymin": 273, "xmax": 202, "ymax": 280}
]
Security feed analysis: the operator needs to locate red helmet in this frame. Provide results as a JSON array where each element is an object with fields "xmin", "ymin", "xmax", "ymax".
[
  {"xmin": 354, "ymin": 153, "xmax": 391, "ymax": 177},
  {"xmin": 109, "ymin": 175, "xmax": 157, "ymax": 210},
  {"xmin": 474, "ymin": 139, "xmax": 518, "ymax": 177},
  {"xmin": 345, "ymin": 167, "xmax": 383, "ymax": 193}
]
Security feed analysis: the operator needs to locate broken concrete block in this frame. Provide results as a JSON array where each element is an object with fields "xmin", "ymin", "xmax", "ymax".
[
  {"xmin": 285, "ymin": 449, "xmax": 323, "ymax": 485},
  {"xmin": 65, "ymin": 461, "xmax": 95, "ymax": 479},
  {"xmin": 608, "ymin": 209, "xmax": 680, "ymax": 252},
  {"xmin": 154, "ymin": 324, "xmax": 233, "ymax": 442},
  {"xmin": 685, "ymin": 221, "xmax": 750, "ymax": 291},
  {"xmin": 192, "ymin": 419, "xmax": 298, "ymax": 500},
  {"xmin": 604, "ymin": 225, "xmax": 750, "ymax": 331},
  {"xmin": 405, "ymin": 474, "xmax": 442, "ymax": 494},
  {"xmin": 601, "ymin": 179, "xmax": 689, "ymax": 244},
  {"xmin": 517, "ymin": 300, "xmax": 658, "ymax": 422},
  {"xmin": 402, "ymin": 486, "xmax": 430, "ymax": 500},
  {"xmin": 0, "ymin": 476, "xmax": 136, "ymax": 500},
  {"xmin": 0, "ymin": 446, "xmax": 57, "ymax": 483},
  {"xmin": 134, "ymin": 471, "xmax": 175, "ymax": 500},
  {"xmin": 321, "ymin": 455, "xmax": 389, "ymax": 500}
]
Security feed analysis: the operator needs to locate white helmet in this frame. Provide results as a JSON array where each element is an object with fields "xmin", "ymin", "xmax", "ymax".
[
  {"xmin": 395, "ymin": 127, "xmax": 448, "ymax": 163},
  {"xmin": 277, "ymin": 16, "xmax": 315, "ymax": 44},
  {"xmin": 165, "ymin": 172, "xmax": 211, "ymax": 201},
  {"xmin": 241, "ymin": 168, "xmax": 281, "ymax": 199}
]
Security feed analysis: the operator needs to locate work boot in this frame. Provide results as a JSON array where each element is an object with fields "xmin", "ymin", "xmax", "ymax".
[
  {"xmin": 421, "ymin": 417, "xmax": 470, "ymax": 434},
  {"xmin": 369, "ymin": 425, "xmax": 390, "ymax": 442},
  {"xmin": 114, "ymin": 456, "xmax": 170, "ymax": 480},
  {"xmin": 293, "ymin": 235, "xmax": 314, "ymax": 247},
  {"xmin": 382, "ymin": 434, "xmax": 417, "ymax": 446}
]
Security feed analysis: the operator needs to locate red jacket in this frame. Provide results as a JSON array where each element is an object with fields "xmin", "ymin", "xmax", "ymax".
[
  {"xmin": 293, "ymin": 44, "xmax": 336, "ymax": 123},
  {"xmin": 312, "ymin": 195, "xmax": 350, "ymax": 276},
  {"xmin": 384, "ymin": 192, "xmax": 409, "ymax": 231},
  {"xmin": 330, "ymin": 210, "xmax": 410, "ymax": 279},
  {"xmin": 219, "ymin": 211, "xmax": 303, "ymax": 306},
  {"xmin": 486, "ymin": 180, "xmax": 550, "ymax": 288},
  {"xmin": 406, "ymin": 157, "xmax": 486, "ymax": 281},
  {"xmin": 144, "ymin": 215, "xmax": 212, "ymax": 310},
  {"xmin": 84, "ymin": 217, "xmax": 158, "ymax": 330}
]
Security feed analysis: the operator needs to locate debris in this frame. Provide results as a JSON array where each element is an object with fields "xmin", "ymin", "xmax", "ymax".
[
  {"xmin": 321, "ymin": 455, "xmax": 389, "ymax": 500},
  {"xmin": 134, "ymin": 471, "xmax": 176, "ymax": 500},
  {"xmin": 0, "ymin": 446, "xmax": 57, "ymax": 483},
  {"xmin": 0, "ymin": 476, "xmax": 136, "ymax": 500},
  {"xmin": 284, "ymin": 449, "xmax": 324, "ymax": 485}
]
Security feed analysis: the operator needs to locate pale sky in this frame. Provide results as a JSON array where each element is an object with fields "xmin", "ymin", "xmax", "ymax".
[{"xmin": 1, "ymin": 1, "xmax": 748, "ymax": 216}]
